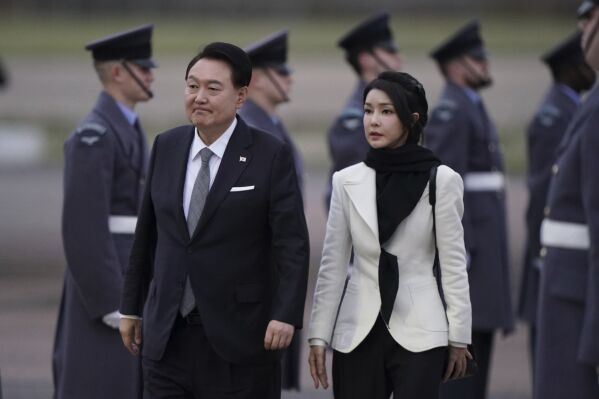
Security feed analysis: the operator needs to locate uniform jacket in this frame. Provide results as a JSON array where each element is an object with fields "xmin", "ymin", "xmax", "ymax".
[
  {"xmin": 239, "ymin": 98, "xmax": 304, "ymax": 190},
  {"xmin": 325, "ymin": 80, "xmax": 369, "ymax": 205},
  {"xmin": 540, "ymin": 83, "xmax": 599, "ymax": 366},
  {"xmin": 120, "ymin": 116, "xmax": 310, "ymax": 365},
  {"xmin": 308, "ymin": 163, "xmax": 471, "ymax": 353},
  {"xmin": 425, "ymin": 83, "xmax": 514, "ymax": 331},
  {"xmin": 53, "ymin": 91, "xmax": 147, "ymax": 399},
  {"xmin": 519, "ymin": 84, "xmax": 580, "ymax": 324}
]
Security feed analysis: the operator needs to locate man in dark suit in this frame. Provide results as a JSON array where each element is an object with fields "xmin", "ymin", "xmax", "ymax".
[
  {"xmin": 325, "ymin": 12, "xmax": 401, "ymax": 206},
  {"xmin": 240, "ymin": 30, "xmax": 303, "ymax": 191},
  {"xmin": 53, "ymin": 24, "xmax": 155, "ymax": 399},
  {"xmin": 424, "ymin": 20, "xmax": 514, "ymax": 399},
  {"xmin": 534, "ymin": 2, "xmax": 599, "ymax": 398},
  {"xmin": 119, "ymin": 42, "xmax": 310, "ymax": 399},
  {"xmin": 239, "ymin": 30, "xmax": 304, "ymax": 390},
  {"xmin": 519, "ymin": 31, "xmax": 595, "ymax": 376}
]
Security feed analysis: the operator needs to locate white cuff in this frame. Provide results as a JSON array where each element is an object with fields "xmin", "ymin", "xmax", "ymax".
[
  {"xmin": 449, "ymin": 341, "xmax": 467, "ymax": 348},
  {"xmin": 309, "ymin": 338, "xmax": 328, "ymax": 347},
  {"xmin": 120, "ymin": 314, "xmax": 142, "ymax": 320},
  {"xmin": 102, "ymin": 310, "xmax": 122, "ymax": 329}
]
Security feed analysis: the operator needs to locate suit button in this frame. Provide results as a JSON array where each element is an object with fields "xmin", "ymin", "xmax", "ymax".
[
  {"xmin": 552, "ymin": 164, "xmax": 559, "ymax": 175},
  {"xmin": 540, "ymin": 247, "xmax": 547, "ymax": 258},
  {"xmin": 544, "ymin": 206, "xmax": 550, "ymax": 217}
]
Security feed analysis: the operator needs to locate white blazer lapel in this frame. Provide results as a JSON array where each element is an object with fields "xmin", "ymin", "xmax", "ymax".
[{"xmin": 343, "ymin": 164, "xmax": 379, "ymax": 241}]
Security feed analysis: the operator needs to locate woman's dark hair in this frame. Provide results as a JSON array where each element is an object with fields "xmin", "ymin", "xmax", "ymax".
[{"xmin": 363, "ymin": 71, "xmax": 428, "ymax": 144}]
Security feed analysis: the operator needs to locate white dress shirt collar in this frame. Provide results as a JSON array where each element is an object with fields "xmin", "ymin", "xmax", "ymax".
[{"xmin": 189, "ymin": 117, "xmax": 237, "ymax": 162}]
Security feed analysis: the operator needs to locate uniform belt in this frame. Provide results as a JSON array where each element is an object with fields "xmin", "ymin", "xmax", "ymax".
[
  {"xmin": 108, "ymin": 215, "xmax": 137, "ymax": 234},
  {"xmin": 540, "ymin": 219, "xmax": 590, "ymax": 250},
  {"xmin": 463, "ymin": 172, "xmax": 505, "ymax": 192}
]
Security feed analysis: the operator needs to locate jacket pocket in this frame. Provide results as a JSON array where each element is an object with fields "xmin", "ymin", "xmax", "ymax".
[{"xmin": 409, "ymin": 281, "xmax": 448, "ymax": 332}]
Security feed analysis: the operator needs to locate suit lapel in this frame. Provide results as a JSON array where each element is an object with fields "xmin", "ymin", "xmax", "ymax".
[
  {"xmin": 190, "ymin": 117, "xmax": 252, "ymax": 241},
  {"xmin": 343, "ymin": 164, "xmax": 379, "ymax": 241}
]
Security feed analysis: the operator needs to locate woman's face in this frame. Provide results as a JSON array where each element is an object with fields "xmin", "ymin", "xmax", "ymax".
[{"xmin": 363, "ymin": 88, "xmax": 407, "ymax": 149}]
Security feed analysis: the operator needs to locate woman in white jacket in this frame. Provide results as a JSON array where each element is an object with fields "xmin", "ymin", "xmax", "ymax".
[{"xmin": 308, "ymin": 71, "xmax": 472, "ymax": 398}]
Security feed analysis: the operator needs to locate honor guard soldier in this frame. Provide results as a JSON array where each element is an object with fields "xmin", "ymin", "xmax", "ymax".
[
  {"xmin": 0, "ymin": 57, "xmax": 8, "ymax": 89},
  {"xmin": 534, "ymin": 2, "xmax": 599, "ymax": 398},
  {"xmin": 239, "ymin": 30, "xmax": 304, "ymax": 390},
  {"xmin": 519, "ymin": 31, "xmax": 595, "ymax": 377},
  {"xmin": 325, "ymin": 12, "xmax": 402, "ymax": 206},
  {"xmin": 425, "ymin": 20, "xmax": 514, "ymax": 399},
  {"xmin": 52, "ymin": 24, "xmax": 155, "ymax": 399},
  {"xmin": 240, "ymin": 30, "xmax": 304, "ymax": 191}
]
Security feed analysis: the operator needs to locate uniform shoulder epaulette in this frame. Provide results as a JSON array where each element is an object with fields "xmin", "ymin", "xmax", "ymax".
[
  {"xmin": 76, "ymin": 122, "xmax": 108, "ymax": 146},
  {"xmin": 339, "ymin": 107, "xmax": 363, "ymax": 130},
  {"xmin": 537, "ymin": 104, "xmax": 562, "ymax": 127},
  {"xmin": 432, "ymin": 98, "xmax": 459, "ymax": 122}
]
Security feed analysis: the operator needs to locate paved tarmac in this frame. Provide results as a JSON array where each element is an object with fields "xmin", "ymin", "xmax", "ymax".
[{"xmin": 0, "ymin": 166, "xmax": 531, "ymax": 399}]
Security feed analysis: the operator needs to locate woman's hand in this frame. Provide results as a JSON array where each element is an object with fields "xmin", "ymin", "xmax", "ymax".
[
  {"xmin": 443, "ymin": 346, "xmax": 473, "ymax": 382},
  {"xmin": 308, "ymin": 345, "xmax": 329, "ymax": 389}
]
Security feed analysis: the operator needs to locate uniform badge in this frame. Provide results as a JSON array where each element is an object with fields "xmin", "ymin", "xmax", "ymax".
[
  {"xmin": 76, "ymin": 122, "xmax": 107, "ymax": 146},
  {"xmin": 239, "ymin": 156, "xmax": 246, "ymax": 162},
  {"xmin": 341, "ymin": 117, "xmax": 361, "ymax": 130}
]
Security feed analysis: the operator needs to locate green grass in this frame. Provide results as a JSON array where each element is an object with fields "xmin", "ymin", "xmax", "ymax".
[{"xmin": 0, "ymin": 13, "xmax": 579, "ymax": 57}]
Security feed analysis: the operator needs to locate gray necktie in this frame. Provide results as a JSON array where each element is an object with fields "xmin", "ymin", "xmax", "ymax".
[{"xmin": 180, "ymin": 147, "xmax": 214, "ymax": 316}]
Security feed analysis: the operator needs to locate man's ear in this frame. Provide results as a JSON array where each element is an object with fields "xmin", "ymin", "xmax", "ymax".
[{"xmin": 236, "ymin": 86, "xmax": 248, "ymax": 109}]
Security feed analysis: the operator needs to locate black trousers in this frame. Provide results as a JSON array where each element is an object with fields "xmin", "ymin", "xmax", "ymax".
[
  {"xmin": 332, "ymin": 316, "xmax": 446, "ymax": 399},
  {"xmin": 439, "ymin": 330, "xmax": 494, "ymax": 399},
  {"xmin": 142, "ymin": 314, "xmax": 281, "ymax": 399}
]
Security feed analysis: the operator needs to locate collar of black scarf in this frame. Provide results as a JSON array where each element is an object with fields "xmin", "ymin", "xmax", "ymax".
[{"xmin": 364, "ymin": 142, "xmax": 440, "ymax": 173}]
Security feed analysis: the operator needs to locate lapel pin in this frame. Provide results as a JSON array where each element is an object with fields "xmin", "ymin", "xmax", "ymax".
[{"xmin": 239, "ymin": 156, "xmax": 247, "ymax": 162}]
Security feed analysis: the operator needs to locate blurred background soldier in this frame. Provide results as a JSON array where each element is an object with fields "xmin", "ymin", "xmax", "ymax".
[
  {"xmin": 52, "ymin": 24, "xmax": 155, "ymax": 399},
  {"xmin": 325, "ymin": 12, "xmax": 402, "ymax": 206},
  {"xmin": 0, "ymin": 57, "xmax": 8, "ymax": 89},
  {"xmin": 534, "ymin": 1, "xmax": 599, "ymax": 398},
  {"xmin": 240, "ymin": 30, "xmax": 303, "ymax": 191},
  {"xmin": 518, "ymin": 30, "xmax": 595, "ymax": 379},
  {"xmin": 239, "ymin": 29, "xmax": 303, "ymax": 390},
  {"xmin": 425, "ymin": 20, "xmax": 514, "ymax": 399}
]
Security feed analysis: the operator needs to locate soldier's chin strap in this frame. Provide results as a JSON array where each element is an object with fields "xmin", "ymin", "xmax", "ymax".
[
  {"xmin": 263, "ymin": 68, "xmax": 289, "ymax": 103},
  {"xmin": 458, "ymin": 57, "xmax": 493, "ymax": 89},
  {"xmin": 370, "ymin": 50, "xmax": 393, "ymax": 72},
  {"xmin": 121, "ymin": 60, "xmax": 154, "ymax": 99}
]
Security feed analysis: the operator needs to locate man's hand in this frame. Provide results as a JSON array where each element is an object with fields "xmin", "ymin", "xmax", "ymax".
[
  {"xmin": 308, "ymin": 345, "xmax": 329, "ymax": 389},
  {"xmin": 443, "ymin": 346, "xmax": 473, "ymax": 382},
  {"xmin": 264, "ymin": 320, "xmax": 294, "ymax": 350},
  {"xmin": 119, "ymin": 318, "xmax": 142, "ymax": 356}
]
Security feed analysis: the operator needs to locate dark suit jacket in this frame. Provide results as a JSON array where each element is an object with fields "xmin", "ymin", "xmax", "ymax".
[
  {"xmin": 425, "ymin": 83, "xmax": 514, "ymax": 332},
  {"xmin": 120, "ymin": 116, "xmax": 310, "ymax": 365},
  {"xmin": 239, "ymin": 99, "xmax": 304, "ymax": 190}
]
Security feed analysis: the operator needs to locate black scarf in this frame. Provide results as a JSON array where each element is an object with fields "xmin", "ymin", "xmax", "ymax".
[{"xmin": 364, "ymin": 142, "xmax": 441, "ymax": 324}]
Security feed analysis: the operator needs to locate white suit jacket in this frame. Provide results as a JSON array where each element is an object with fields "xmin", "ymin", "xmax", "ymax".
[{"xmin": 309, "ymin": 163, "xmax": 471, "ymax": 353}]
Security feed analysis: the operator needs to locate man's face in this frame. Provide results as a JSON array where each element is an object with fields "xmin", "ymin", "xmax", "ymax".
[
  {"xmin": 120, "ymin": 63, "xmax": 154, "ymax": 103},
  {"xmin": 461, "ymin": 55, "xmax": 493, "ymax": 90},
  {"xmin": 580, "ymin": 7, "xmax": 599, "ymax": 70},
  {"xmin": 372, "ymin": 47, "xmax": 402, "ymax": 73},
  {"xmin": 184, "ymin": 58, "xmax": 247, "ymax": 134},
  {"xmin": 262, "ymin": 67, "xmax": 293, "ymax": 105}
]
